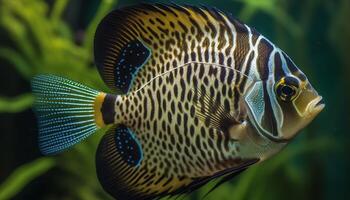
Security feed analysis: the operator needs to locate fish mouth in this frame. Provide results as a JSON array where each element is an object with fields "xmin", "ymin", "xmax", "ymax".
[
  {"xmin": 315, "ymin": 97, "xmax": 325, "ymax": 108},
  {"xmin": 306, "ymin": 96, "xmax": 325, "ymax": 117}
]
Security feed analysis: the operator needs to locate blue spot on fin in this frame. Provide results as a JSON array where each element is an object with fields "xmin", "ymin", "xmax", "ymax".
[
  {"xmin": 114, "ymin": 125, "xmax": 143, "ymax": 167},
  {"xmin": 114, "ymin": 40, "xmax": 151, "ymax": 93}
]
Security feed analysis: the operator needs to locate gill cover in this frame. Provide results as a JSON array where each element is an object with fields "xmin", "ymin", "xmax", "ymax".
[{"xmin": 244, "ymin": 81, "xmax": 285, "ymax": 142}]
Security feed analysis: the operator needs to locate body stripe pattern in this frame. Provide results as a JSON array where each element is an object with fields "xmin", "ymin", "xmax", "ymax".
[{"xmin": 94, "ymin": 4, "xmax": 294, "ymax": 200}]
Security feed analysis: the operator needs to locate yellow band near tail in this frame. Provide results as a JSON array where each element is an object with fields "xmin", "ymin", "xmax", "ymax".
[{"xmin": 94, "ymin": 92, "xmax": 107, "ymax": 128}]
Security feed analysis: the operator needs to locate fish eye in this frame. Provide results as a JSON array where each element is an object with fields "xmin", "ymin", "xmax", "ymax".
[{"xmin": 275, "ymin": 76, "xmax": 300, "ymax": 101}]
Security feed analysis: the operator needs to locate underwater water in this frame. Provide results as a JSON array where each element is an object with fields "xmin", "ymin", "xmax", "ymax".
[{"xmin": 0, "ymin": 0, "xmax": 348, "ymax": 200}]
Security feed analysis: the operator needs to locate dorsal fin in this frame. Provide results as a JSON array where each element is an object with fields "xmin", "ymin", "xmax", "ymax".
[{"xmin": 94, "ymin": 8, "xmax": 151, "ymax": 94}]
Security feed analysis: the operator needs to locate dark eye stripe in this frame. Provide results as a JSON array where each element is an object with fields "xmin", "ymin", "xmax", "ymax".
[
  {"xmin": 282, "ymin": 52, "xmax": 298, "ymax": 73},
  {"xmin": 282, "ymin": 52, "xmax": 307, "ymax": 81},
  {"xmin": 273, "ymin": 52, "xmax": 286, "ymax": 81},
  {"xmin": 262, "ymin": 82, "xmax": 279, "ymax": 136},
  {"xmin": 284, "ymin": 76, "xmax": 300, "ymax": 87}
]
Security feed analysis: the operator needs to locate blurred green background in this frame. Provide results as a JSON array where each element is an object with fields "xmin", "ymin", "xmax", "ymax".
[{"xmin": 0, "ymin": 0, "xmax": 348, "ymax": 199}]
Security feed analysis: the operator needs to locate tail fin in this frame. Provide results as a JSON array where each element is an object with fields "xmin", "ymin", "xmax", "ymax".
[{"xmin": 31, "ymin": 75, "xmax": 106, "ymax": 155}]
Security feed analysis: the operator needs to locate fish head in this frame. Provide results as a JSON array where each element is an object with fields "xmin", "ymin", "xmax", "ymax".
[
  {"xmin": 244, "ymin": 51, "xmax": 324, "ymax": 142},
  {"xmin": 273, "ymin": 72, "xmax": 324, "ymax": 141}
]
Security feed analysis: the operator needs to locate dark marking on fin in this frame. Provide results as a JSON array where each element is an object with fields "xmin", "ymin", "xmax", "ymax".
[
  {"xmin": 96, "ymin": 126, "xmax": 146, "ymax": 200},
  {"xmin": 113, "ymin": 40, "xmax": 151, "ymax": 93},
  {"xmin": 115, "ymin": 125, "xmax": 143, "ymax": 167},
  {"xmin": 94, "ymin": 7, "xmax": 152, "ymax": 93}
]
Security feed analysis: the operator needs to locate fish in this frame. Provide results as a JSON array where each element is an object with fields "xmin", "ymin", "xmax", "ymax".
[{"xmin": 31, "ymin": 3, "xmax": 325, "ymax": 200}]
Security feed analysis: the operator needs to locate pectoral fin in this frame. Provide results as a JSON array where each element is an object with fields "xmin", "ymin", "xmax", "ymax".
[{"xmin": 190, "ymin": 88, "xmax": 240, "ymax": 135}]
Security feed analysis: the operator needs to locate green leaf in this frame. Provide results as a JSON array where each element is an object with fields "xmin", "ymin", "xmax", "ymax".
[
  {"xmin": 50, "ymin": 0, "xmax": 69, "ymax": 23},
  {"xmin": 0, "ymin": 13, "xmax": 39, "ymax": 66},
  {"xmin": 0, "ymin": 158, "xmax": 56, "ymax": 200},
  {"xmin": 0, "ymin": 47, "xmax": 33, "ymax": 79},
  {"xmin": 0, "ymin": 94, "xmax": 34, "ymax": 113},
  {"xmin": 236, "ymin": 0, "xmax": 302, "ymax": 37}
]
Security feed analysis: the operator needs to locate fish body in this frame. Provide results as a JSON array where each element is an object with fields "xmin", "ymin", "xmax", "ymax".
[{"xmin": 31, "ymin": 4, "xmax": 324, "ymax": 200}]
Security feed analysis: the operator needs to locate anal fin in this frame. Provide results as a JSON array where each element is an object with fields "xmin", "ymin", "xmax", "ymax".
[{"xmin": 96, "ymin": 125, "xmax": 145, "ymax": 200}]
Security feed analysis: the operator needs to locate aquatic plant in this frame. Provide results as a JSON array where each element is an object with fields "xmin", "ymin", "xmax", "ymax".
[{"xmin": 0, "ymin": 0, "xmax": 344, "ymax": 199}]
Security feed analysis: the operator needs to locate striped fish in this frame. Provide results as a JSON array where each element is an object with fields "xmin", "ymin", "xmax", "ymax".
[{"xmin": 31, "ymin": 4, "xmax": 325, "ymax": 200}]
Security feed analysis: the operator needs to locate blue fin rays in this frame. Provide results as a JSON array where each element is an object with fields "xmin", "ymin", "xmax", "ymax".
[{"xmin": 31, "ymin": 75, "xmax": 100, "ymax": 155}]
